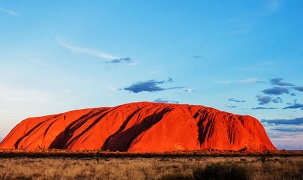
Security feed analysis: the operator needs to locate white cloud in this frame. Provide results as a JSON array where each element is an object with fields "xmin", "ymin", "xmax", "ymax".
[
  {"xmin": 58, "ymin": 39, "xmax": 118, "ymax": 60},
  {"xmin": 216, "ymin": 78, "xmax": 265, "ymax": 84},
  {"xmin": 185, "ymin": 88, "xmax": 194, "ymax": 93},
  {"xmin": 0, "ymin": 7, "xmax": 17, "ymax": 16}
]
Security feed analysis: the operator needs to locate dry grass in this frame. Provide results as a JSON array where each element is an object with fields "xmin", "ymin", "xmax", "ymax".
[{"xmin": 0, "ymin": 156, "xmax": 303, "ymax": 180}]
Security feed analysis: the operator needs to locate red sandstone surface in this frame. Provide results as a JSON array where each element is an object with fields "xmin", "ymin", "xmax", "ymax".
[{"xmin": 0, "ymin": 102, "xmax": 277, "ymax": 152}]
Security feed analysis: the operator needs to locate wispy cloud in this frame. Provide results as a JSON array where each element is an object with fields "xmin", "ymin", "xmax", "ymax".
[
  {"xmin": 271, "ymin": 128, "xmax": 303, "ymax": 132},
  {"xmin": 120, "ymin": 78, "xmax": 183, "ymax": 93},
  {"xmin": 252, "ymin": 78, "xmax": 301, "ymax": 106},
  {"xmin": 154, "ymin": 98, "xmax": 179, "ymax": 104},
  {"xmin": 283, "ymin": 103, "xmax": 303, "ymax": 110},
  {"xmin": 58, "ymin": 40, "xmax": 137, "ymax": 65},
  {"xmin": 226, "ymin": 105, "xmax": 237, "ymax": 109},
  {"xmin": 294, "ymin": 86, "xmax": 303, "ymax": 92},
  {"xmin": 106, "ymin": 57, "xmax": 137, "ymax": 65},
  {"xmin": 269, "ymin": 78, "xmax": 294, "ymax": 86},
  {"xmin": 256, "ymin": 95, "xmax": 272, "ymax": 105},
  {"xmin": 272, "ymin": 97, "xmax": 282, "ymax": 103},
  {"xmin": 228, "ymin": 98, "xmax": 246, "ymax": 103},
  {"xmin": 262, "ymin": 87, "xmax": 289, "ymax": 95},
  {"xmin": 256, "ymin": 94, "xmax": 283, "ymax": 105},
  {"xmin": 0, "ymin": 7, "xmax": 17, "ymax": 16},
  {"xmin": 184, "ymin": 88, "xmax": 194, "ymax": 93},
  {"xmin": 261, "ymin": 117, "xmax": 303, "ymax": 125},
  {"xmin": 216, "ymin": 78, "xmax": 265, "ymax": 84},
  {"xmin": 251, "ymin": 107, "xmax": 277, "ymax": 110},
  {"xmin": 262, "ymin": 116, "xmax": 303, "ymax": 150},
  {"xmin": 122, "ymin": 80, "xmax": 165, "ymax": 93},
  {"xmin": 270, "ymin": 134, "xmax": 303, "ymax": 150},
  {"xmin": 58, "ymin": 40, "xmax": 118, "ymax": 60}
]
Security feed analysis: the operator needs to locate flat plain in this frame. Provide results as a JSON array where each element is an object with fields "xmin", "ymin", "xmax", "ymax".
[{"xmin": 0, "ymin": 150, "xmax": 303, "ymax": 180}]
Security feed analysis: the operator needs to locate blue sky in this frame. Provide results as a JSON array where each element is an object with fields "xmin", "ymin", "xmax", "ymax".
[{"xmin": 0, "ymin": 0, "xmax": 302, "ymax": 149}]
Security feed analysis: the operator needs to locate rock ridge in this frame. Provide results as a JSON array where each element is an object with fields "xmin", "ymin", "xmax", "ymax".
[{"xmin": 0, "ymin": 102, "xmax": 277, "ymax": 152}]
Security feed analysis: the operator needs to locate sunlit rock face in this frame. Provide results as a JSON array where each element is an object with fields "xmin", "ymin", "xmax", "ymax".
[{"xmin": 0, "ymin": 102, "xmax": 277, "ymax": 152}]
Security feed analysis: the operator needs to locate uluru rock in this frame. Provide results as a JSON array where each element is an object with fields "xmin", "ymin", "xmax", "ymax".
[{"xmin": 0, "ymin": 102, "xmax": 277, "ymax": 152}]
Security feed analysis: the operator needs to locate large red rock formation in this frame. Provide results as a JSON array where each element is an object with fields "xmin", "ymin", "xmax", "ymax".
[{"xmin": 0, "ymin": 102, "xmax": 277, "ymax": 152}]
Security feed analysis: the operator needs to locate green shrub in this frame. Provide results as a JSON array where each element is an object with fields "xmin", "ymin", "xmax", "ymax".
[{"xmin": 193, "ymin": 163, "xmax": 250, "ymax": 180}]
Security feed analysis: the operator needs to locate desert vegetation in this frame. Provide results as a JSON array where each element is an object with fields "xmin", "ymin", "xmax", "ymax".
[{"xmin": 0, "ymin": 152, "xmax": 302, "ymax": 180}]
